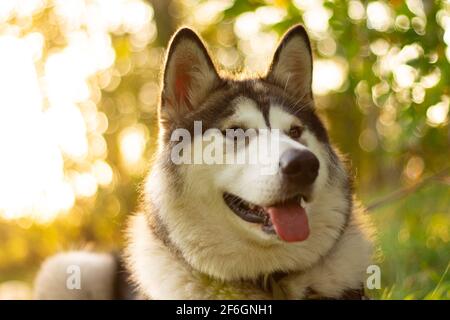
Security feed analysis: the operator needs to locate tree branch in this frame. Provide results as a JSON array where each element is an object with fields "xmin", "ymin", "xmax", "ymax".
[{"xmin": 366, "ymin": 167, "xmax": 450, "ymax": 211}]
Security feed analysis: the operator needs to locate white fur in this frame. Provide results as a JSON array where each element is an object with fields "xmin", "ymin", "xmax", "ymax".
[
  {"xmin": 33, "ymin": 79, "xmax": 374, "ymax": 301},
  {"xmin": 126, "ymin": 207, "xmax": 373, "ymax": 299},
  {"xmin": 125, "ymin": 214, "xmax": 271, "ymax": 299},
  {"xmin": 34, "ymin": 26, "xmax": 375, "ymax": 300},
  {"xmin": 34, "ymin": 251, "xmax": 116, "ymax": 300},
  {"xmin": 131, "ymin": 103, "xmax": 373, "ymax": 293}
]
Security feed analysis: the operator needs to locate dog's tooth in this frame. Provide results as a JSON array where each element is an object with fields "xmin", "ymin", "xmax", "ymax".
[
  {"xmin": 299, "ymin": 196, "xmax": 307, "ymax": 207},
  {"xmin": 249, "ymin": 203, "xmax": 255, "ymax": 210}
]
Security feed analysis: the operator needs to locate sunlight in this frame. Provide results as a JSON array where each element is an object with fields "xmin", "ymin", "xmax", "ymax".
[
  {"xmin": 426, "ymin": 97, "xmax": 449, "ymax": 127},
  {"xmin": 92, "ymin": 160, "xmax": 114, "ymax": 187},
  {"xmin": 194, "ymin": 0, "xmax": 232, "ymax": 26},
  {"xmin": 393, "ymin": 64, "xmax": 417, "ymax": 88},
  {"xmin": 234, "ymin": 12, "xmax": 260, "ymax": 40},
  {"xmin": 348, "ymin": 0, "xmax": 365, "ymax": 21},
  {"xmin": 0, "ymin": 0, "xmax": 448, "ymax": 301},
  {"xmin": 367, "ymin": 1, "xmax": 394, "ymax": 32},
  {"xmin": 72, "ymin": 172, "xmax": 98, "ymax": 198},
  {"xmin": 119, "ymin": 125, "xmax": 148, "ymax": 174},
  {"xmin": 0, "ymin": 0, "xmax": 153, "ymax": 222},
  {"xmin": 303, "ymin": 4, "xmax": 331, "ymax": 33},
  {"xmin": 0, "ymin": 34, "xmax": 71, "ymax": 222},
  {"xmin": 312, "ymin": 58, "xmax": 348, "ymax": 96}
]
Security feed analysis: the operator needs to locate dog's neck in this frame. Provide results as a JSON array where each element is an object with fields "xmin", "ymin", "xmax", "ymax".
[
  {"xmin": 126, "ymin": 160, "xmax": 372, "ymax": 299},
  {"xmin": 126, "ymin": 208, "xmax": 369, "ymax": 299},
  {"xmin": 141, "ymin": 160, "xmax": 353, "ymax": 281}
]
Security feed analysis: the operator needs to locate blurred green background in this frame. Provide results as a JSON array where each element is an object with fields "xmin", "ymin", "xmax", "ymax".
[{"xmin": 0, "ymin": 0, "xmax": 449, "ymax": 299}]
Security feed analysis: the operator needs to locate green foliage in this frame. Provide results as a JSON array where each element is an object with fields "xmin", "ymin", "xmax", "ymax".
[
  {"xmin": 368, "ymin": 182, "xmax": 450, "ymax": 299},
  {"xmin": 0, "ymin": 0, "xmax": 448, "ymax": 299}
]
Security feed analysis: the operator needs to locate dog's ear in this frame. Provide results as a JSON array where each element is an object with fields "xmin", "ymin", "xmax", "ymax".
[
  {"xmin": 265, "ymin": 25, "xmax": 313, "ymax": 101},
  {"xmin": 160, "ymin": 27, "xmax": 221, "ymax": 121}
]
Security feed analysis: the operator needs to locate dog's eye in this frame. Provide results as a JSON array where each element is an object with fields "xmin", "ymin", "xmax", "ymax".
[{"xmin": 288, "ymin": 126, "xmax": 303, "ymax": 139}]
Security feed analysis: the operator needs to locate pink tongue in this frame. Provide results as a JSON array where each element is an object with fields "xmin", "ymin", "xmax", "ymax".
[{"xmin": 267, "ymin": 203, "xmax": 309, "ymax": 242}]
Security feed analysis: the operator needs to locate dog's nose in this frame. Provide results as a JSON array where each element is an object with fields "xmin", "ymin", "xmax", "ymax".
[{"xmin": 279, "ymin": 148, "xmax": 320, "ymax": 186}]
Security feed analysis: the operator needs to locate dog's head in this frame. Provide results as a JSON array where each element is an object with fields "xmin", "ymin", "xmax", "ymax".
[{"xmin": 146, "ymin": 25, "xmax": 352, "ymax": 280}]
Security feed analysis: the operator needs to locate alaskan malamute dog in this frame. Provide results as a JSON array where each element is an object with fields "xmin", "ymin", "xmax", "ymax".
[{"xmin": 34, "ymin": 25, "xmax": 374, "ymax": 300}]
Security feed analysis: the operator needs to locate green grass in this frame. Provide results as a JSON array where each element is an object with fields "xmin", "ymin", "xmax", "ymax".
[
  {"xmin": 365, "ymin": 182, "xmax": 450, "ymax": 299},
  {"xmin": 0, "ymin": 181, "xmax": 448, "ymax": 300}
]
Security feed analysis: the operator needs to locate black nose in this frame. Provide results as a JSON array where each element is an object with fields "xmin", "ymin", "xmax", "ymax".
[{"xmin": 279, "ymin": 149, "xmax": 320, "ymax": 186}]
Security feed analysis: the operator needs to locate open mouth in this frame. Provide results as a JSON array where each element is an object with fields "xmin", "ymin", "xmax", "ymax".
[{"xmin": 223, "ymin": 193, "xmax": 310, "ymax": 242}]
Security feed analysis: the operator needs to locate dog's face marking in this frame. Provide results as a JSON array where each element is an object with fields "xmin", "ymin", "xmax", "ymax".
[
  {"xmin": 145, "ymin": 26, "xmax": 352, "ymax": 280},
  {"xmin": 221, "ymin": 97, "xmax": 266, "ymax": 131}
]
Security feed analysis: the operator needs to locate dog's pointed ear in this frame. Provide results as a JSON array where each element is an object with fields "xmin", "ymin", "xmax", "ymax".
[
  {"xmin": 161, "ymin": 28, "xmax": 221, "ymax": 121},
  {"xmin": 265, "ymin": 25, "xmax": 313, "ymax": 101}
]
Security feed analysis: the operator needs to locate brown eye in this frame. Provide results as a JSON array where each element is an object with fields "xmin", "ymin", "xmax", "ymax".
[{"xmin": 289, "ymin": 126, "xmax": 303, "ymax": 139}]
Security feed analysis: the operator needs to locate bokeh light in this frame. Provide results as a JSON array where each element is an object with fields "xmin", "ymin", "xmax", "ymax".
[
  {"xmin": 0, "ymin": 0, "xmax": 449, "ymax": 300},
  {"xmin": 0, "ymin": 0, "xmax": 154, "ymax": 222}
]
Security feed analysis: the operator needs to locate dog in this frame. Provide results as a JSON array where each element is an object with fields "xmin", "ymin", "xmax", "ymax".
[{"xmin": 34, "ymin": 25, "xmax": 374, "ymax": 300}]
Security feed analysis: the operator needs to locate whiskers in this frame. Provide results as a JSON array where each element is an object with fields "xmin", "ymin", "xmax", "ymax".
[{"xmin": 290, "ymin": 98, "xmax": 314, "ymax": 117}]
